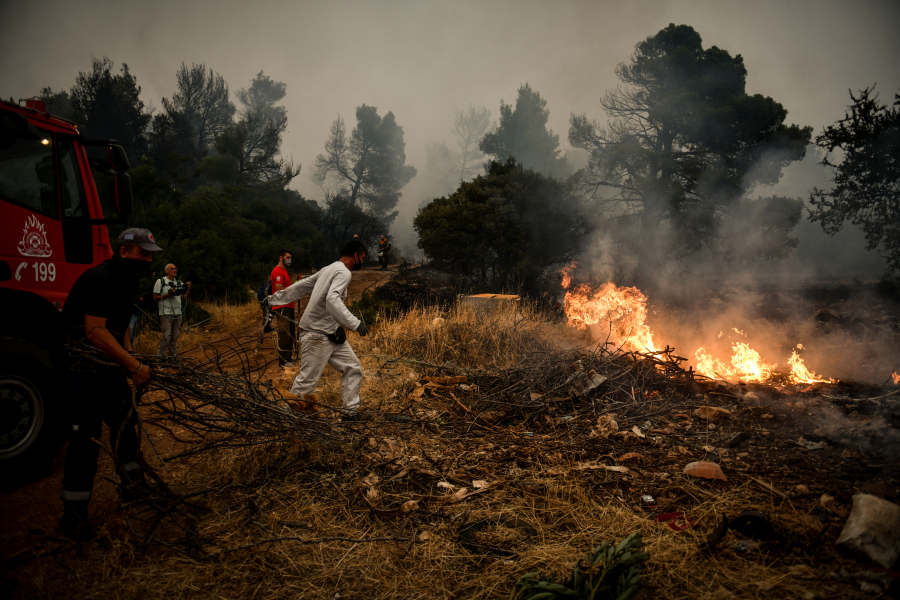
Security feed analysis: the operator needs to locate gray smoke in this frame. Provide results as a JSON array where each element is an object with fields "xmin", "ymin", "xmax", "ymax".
[{"xmin": 810, "ymin": 400, "xmax": 900, "ymax": 461}]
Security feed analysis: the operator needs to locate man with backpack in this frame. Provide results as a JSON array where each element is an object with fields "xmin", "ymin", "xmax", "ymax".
[
  {"xmin": 266, "ymin": 240, "xmax": 369, "ymax": 419},
  {"xmin": 153, "ymin": 263, "xmax": 191, "ymax": 357},
  {"xmin": 271, "ymin": 249, "xmax": 297, "ymax": 367}
]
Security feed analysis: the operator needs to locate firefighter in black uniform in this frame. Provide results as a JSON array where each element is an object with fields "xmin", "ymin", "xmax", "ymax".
[{"xmin": 58, "ymin": 228, "xmax": 162, "ymax": 541}]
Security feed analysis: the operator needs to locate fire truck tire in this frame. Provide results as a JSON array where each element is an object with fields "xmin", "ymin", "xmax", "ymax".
[{"xmin": 0, "ymin": 339, "xmax": 63, "ymax": 485}]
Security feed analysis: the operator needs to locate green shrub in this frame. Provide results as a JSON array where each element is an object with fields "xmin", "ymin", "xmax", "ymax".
[{"xmin": 349, "ymin": 291, "xmax": 399, "ymax": 325}]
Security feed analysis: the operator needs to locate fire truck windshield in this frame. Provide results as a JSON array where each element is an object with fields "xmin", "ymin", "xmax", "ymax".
[{"xmin": 0, "ymin": 125, "xmax": 59, "ymax": 219}]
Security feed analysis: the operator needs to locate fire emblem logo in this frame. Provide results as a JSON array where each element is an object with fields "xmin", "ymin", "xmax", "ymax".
[{"xmin": 17, "ymin": 214, "xmax": 53, "ymax": 258}]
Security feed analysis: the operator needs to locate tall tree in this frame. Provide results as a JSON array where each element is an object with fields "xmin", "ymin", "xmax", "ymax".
[
  {"xmin": 38, "ymin": 87, "xmax": 76, "ymax": 122},
  {"xmin": 451, "ymin": 104, "xmax": 491, "ymax": 181},
  {"xmin": 69, "ymin": 56, "xmax": 151, "ymax": 162},
  {"xmin": 160, "ymin": 63, "xmax": 235, "ymax": 156},
  {"xmin": 808, "ymin": 87, "xmax": 900, "ymax": 276},
  {"xmin": 569, "ymin": 24, "xmax": 811, "ymax": 256},
  {"xmin": 315, "ymin": 105, "xmax": 417, "ymax": 223},
  {"xmin": 317, "ymin": 193, "xmax": 384, "ymax": 264},
  {"xmin": 127, "ymin": 163, "xmax": 321, "ymax": 299},
  {"xmin": 214, "ymin": 71, "xmax": 300, "ymax": 188},
  {"xmin": 420, "ymin": 141, "xmax": 458, "ymax": 198},
  {"xmin": 415, "ymin": 158, "xmax": 588, "ymax": 291},
  {"xmin": 480, "ymin": 84, "xmax": 570, "ymax": 179}
]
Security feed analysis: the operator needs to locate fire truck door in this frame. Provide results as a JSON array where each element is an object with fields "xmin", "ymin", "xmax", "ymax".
[{"xmin": 58, "ymin": 138, "xmax": 93, "ymax": 265}]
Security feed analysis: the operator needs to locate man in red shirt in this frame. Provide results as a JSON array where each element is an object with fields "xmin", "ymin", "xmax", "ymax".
[{"xmin": 271, "ymin": 249, "xmax": 297, "ymax": 367}]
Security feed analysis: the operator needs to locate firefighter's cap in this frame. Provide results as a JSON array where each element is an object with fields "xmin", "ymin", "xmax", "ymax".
[{"xmin": 117, "ymin": 228, "xmax": 163, "ymax": 252}]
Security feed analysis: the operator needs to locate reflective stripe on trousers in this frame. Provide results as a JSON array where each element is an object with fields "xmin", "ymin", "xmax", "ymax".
[
  {"xmin": 61, "ymin": 489, "xmax": 92, "ymax": 501},
  {"xmin": 60, "ymin": 369, "xmax": 139, "ymax": 502}
]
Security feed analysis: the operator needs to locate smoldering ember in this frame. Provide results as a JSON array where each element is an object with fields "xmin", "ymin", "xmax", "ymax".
[{"xmin": 1, "ymin": 2, "xmax": 899, "ymax": 599}]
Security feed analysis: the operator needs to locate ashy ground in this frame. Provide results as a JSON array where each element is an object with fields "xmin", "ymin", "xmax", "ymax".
[{"xmin": 1, "ymin": 266, "xmax": 898, "ymax": 600}]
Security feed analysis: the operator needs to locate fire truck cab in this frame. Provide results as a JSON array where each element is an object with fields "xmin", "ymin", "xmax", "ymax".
[{"xmin": 0, "ymin": 98, "xmax": 132, "ymax": 481}]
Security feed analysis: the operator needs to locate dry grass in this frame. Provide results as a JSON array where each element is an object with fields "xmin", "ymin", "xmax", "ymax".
[
  {"xmin": 131, "ymin": 299, "xmax": 261, "ymax": 356},
  {"xmin": 2, "ymin": 299, "xmax": 869, "ymax": 600}
]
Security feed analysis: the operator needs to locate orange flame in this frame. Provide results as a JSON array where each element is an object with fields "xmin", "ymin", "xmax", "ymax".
[
  {"xmin": 694, "ymin": 342, "xmax": 775, "ymax": 383},
  {"xmin": 564, "ymin": 281, "xmax": 656, "ymax": 353},
  {"xmin": 559, "ymin": 266, "xmax": 836, "ymax": 386},
  {"xmin": 561, "ymin": 261, "xmax": 577, "ymax": 289},
  {"xmin": 893, "ymin": 371, "xmax": 900, "ymax": 385},
  {"xmin": 788, "ymin": 349, "xmax": 833, "ymax": 384}
]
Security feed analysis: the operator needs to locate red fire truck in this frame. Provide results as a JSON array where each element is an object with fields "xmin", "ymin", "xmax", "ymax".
[{"xmin": 0, "ymin": 98, "xmax": 132, "ymax": 480}]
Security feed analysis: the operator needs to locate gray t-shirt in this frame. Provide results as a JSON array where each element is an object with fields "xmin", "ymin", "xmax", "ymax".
[
  {"xmin": 267, "ymin": 261, "xmax": 360, "ymax": 335},
  {"xmin": 154, "ymin": 276, "xmax": 183, "ymax": 317}
]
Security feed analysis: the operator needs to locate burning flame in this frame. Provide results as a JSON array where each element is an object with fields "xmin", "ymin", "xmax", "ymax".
[
  {"xmin": 695, "ymin": 343, "xmax": 775, "ymax": 383},
  {"xmin": 787, "ymin": 349, "xmax": 833, "ymax": 384},
  {"xmin": 559, "ymin": 265, "xmax": 838, "ymax": 386},
  {"xmin": 893, "ymin": 371, "xmax": 900, "ymax": 385},
  {"xmin": 563, "ymin": 281, "xmax": 656, "ymax": 353},
  {"xmin": 561, "ymin": 261, "xmax": 576, "ymax": 289}
]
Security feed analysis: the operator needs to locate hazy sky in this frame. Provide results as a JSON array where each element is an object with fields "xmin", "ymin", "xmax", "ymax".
[{"xmin": 2, "ymin": 0, "xmax": 898, "ymax": 274}]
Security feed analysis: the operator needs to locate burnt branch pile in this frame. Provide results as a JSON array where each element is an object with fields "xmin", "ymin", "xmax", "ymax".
[
  {"xmin": 66, "ymin": 339, "xmax": 366, "ymax": 555},
  {"xmin": 70, "ymin": 340, "xmax": 346, "ymax": 459}
]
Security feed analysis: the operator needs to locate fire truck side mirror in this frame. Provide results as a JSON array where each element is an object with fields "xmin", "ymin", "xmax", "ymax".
[
  {"xmin": 107, "ymin": 144, "xmax": 130, "ymax": 172},
  {"xmin": 115, "ymin": 173, "xmax": 133, "ymax": 218}
]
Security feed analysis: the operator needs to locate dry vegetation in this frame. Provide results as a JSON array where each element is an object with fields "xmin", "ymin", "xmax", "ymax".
[{"xmin": 1, "ymin": 297, "xmax": 892, "ymax": 599}]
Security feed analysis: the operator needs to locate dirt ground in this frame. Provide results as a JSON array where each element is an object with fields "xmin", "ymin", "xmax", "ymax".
[
  {"xmin": 0, "ymin": 266, "xmax": 394, "ymax": 595},
  {"xmin": 2, "ymin": 266, "xmax": 899, "ymax": 600}
]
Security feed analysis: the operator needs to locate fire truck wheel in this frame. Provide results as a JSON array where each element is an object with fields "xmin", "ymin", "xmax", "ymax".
[{"xmin": 0, "ymin": 339, "xmax": 63, "ymax": 485}]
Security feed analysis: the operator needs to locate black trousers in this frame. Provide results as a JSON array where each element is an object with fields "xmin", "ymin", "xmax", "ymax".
[
  {"xmin": 274, "ymin": 307, "xmax": 296, "ymax": 366},
  {"xmin": 379, "ymin": 251, "xmax": 389, "ymax": 269},
  {"xmin": 60, "ymin": 369, "xmax": 139, "ymax": 502}
]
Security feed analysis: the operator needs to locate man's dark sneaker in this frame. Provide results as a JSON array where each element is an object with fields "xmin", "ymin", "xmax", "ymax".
[
  {"xmin": 342, "ymin": 412, "xmax": 365, "ymax": 422},
  {"xmin": 59, "ymin": 501, "xmax": 96, "ymax": 542}
]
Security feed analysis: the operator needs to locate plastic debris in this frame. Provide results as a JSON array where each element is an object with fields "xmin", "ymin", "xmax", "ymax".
[
  {"xmin": 567, "ymin": 369, "xmax": 607, "ymax": 397},
  {"xmin": 683, "ymin": 460, "xmax": 727, "ymax": 481},
  {"xmin": 836, "ymin": 493, "xmax": 900, "ymax": 569},
  {"xmin": 795, "ymin": 436, "xmax": 827, "ymax": 450},
  {"xmin": 693, "ymin": 406, "xmax": 731, "ymax": 421},
  {"xmin": 656, "ymin": 512, "xmax": 696, "ymax": 531}
]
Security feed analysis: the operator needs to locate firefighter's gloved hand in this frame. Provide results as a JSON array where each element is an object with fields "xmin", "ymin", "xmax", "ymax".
[{"xmin": 356, "ymin": 322, "xmax": 369, "ymax": 336}]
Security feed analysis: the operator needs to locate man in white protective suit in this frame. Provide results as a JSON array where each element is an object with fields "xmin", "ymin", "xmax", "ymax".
[{"xmin": 266, "ymin": 239, "xmax": 370, "ymax": 420}]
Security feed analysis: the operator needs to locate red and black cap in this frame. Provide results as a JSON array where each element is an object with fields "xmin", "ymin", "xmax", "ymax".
[{"xmin": 116, "ymin": 228, "xmax": 163, "ymax": 252}]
